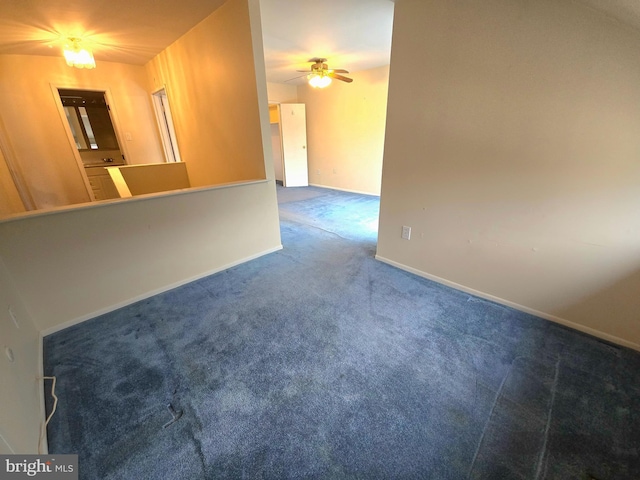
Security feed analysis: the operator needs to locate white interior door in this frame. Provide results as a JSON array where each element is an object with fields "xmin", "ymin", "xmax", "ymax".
[{"xmin": 279, "ymin": 103, "xmax": 308, "ymax": 187}]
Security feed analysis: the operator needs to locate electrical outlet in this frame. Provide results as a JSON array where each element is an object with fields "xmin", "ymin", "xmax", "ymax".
[
  {"xmin": 316, "ymin": 169, "xmax": 321, "ymax": 175},
  {"xmin": 402, "ymin": 226, "xmax": 411, "ymax": 240},
  {"xmin": 8, "ymin": 306, "xmax": 19, "ymax": 329}
]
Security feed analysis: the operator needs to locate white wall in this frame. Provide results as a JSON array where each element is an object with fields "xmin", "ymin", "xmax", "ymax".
[
  {"xmin": 298, "ymin": 66, "xmax": 389, "ymax": 195},
  {"xmin": 378, "ymin": 0, "xmax": 640, "ymax": 349},
  {"xmin": 267, "ymin": 82, "xmax": 298, "ymax": 103},
  {"xmin": 0, "ymin": 182, "xmax": 281, "ymax": 333},
  {"xmin": 0, "ymin": 259, "xmax": 42, "ymax": 453}
]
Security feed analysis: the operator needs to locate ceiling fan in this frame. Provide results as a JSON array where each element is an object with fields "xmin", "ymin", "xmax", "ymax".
[{"xmin": 292, "ymin": 58, "xmax": 353, "ymax": 88}]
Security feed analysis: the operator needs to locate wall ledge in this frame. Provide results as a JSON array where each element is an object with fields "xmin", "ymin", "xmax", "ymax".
[{"xmin": 0, "ymin": 178, "xmax": 271, "ymax": 225}]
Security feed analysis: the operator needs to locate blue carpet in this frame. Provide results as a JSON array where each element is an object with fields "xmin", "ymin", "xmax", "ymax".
[{"xmin": 44, "ymin": 186, "xmax": 640, "ymax": 479}]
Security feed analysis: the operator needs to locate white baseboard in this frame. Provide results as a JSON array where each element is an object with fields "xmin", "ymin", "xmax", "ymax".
[
  {"xmin": 308, "ymin": 183, "xmax": 380, "ymax": 197},
  {"xmin": 375, "ymin": 255, "xmax": 640, "ymax": 352},
  {"xmin": 41, "ymin": 245, "xmax": 283, "ymax": 337}
]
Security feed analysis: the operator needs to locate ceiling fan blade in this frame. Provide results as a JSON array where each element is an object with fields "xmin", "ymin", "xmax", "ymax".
[
  {"xmin": 331, "ymin": 69, "xmax": 349, "ymax": 74},
  {"xmin": 285, "ymin": 74, "xmax": 309, "ymax": 82},
  {"xmin": 329, "ymin": 73, "xmax": 353, "ymax": 83}
]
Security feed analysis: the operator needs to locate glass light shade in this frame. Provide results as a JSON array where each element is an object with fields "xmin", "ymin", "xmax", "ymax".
[
  {"xmin": 308, "ymin": 74, "xmax": 332, "ymax": 88},
  {"xmin": 63, "ymin": 39, "xmax": 96, "ymax": 69}
]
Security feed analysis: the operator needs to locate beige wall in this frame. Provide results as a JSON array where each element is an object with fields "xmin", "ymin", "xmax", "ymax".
[
  {"xmin": 0, "ymin": 0, "xmax": 281, "ymax": 451},
  {"xmin": 377, "ymin": 0, "xmax": 640, "ymax": 349},
  {"xmin": 0, "ymin": 55, "xmax": 165, "ymax": 211},
  {"xmin": 267, "ymin": 82, "xmax": 298, "ymax": 104},
  {"xmin": 0, "ymin": 258, "xmax": 42, "ymax": 453},
  {"xmin": 298, "ymin": 65, "xmax": 389, "ymax": 195},
  {"xmin": 147, "ymin": 0, "xmax": 266, "ymax": 187},
  {"xmin": 0, "ymin": 142, "xmax": 25, "ymax": 216}
]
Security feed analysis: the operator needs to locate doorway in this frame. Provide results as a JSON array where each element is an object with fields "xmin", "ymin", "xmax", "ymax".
[
  {"xmin": 57, "ymin": 89, "xmax": 125, "ymax": 200},
  {"xmin": 269, "ymin": 103, "xmax": 309, "ymax": 187},
  {"xmin": 152, "ymin": 88, "xmax": 181, "ymax": 163}
]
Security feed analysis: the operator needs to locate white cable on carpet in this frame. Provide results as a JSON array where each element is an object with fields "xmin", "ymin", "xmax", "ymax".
[{"xmin": 38, "ymin": 376, "xmax": 57, "ymax": 454}]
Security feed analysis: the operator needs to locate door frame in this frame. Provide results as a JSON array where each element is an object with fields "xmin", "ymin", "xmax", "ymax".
[
  {"xmin": 151, "ymin": 87, "xmax": 182, "ymax": 163},
  {"xmin": 268, "ymin": 103, "xmax": 284, "ymax": 183}
]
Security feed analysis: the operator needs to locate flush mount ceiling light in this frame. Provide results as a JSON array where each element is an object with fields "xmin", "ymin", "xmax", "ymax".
[{"xmin": 63, "ymin": 37, "xmax": 96, "ymax": 69}]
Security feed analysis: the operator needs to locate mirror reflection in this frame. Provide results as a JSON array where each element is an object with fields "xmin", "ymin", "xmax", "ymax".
[
  {"xmin": 59, "ymin": 89, "xmax": 126, "ymax": 201},
  {"xmin": 61, "ymin": 90, "xmax": 119, "ymax": 152}
]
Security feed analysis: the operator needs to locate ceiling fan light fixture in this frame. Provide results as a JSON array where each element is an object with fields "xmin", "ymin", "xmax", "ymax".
[
  {"xmin": 63, "ymin": 38, "xmax": 96, "ymax": 69},
  {"xmin": 308, "ymin": 73, "xmax": 332, "ymax": 88}
]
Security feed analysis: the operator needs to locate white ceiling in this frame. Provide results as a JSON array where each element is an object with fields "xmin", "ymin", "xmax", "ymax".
[
  {"xmin": 260, "ymin": 0, "xmax": 394, "ymax": 84},
  {"xmin": 0, "ymin": 0, "xmax": 638, "ymax": 85}
]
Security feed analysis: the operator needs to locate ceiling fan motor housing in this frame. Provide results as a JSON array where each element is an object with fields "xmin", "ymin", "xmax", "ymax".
[{"xmin": 311, "ymin": 62, "xmax": 329, "ymax": 74}]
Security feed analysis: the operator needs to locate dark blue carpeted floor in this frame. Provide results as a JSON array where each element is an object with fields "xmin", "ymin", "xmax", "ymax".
[{"xmin": 44, "ymin": 186, "xmax": 640, "ymax": 479}]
